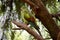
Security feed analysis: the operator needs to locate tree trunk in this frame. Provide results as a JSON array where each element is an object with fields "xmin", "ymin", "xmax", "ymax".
[{"xmin": 22, "ymin": 0, "xmax": 60, "ymax": 40}]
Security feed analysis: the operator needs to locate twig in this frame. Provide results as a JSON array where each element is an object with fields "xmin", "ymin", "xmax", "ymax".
[
  {"xmin": 12, "ymin": 28, "xmax": 21, "ymax": 30},
  {"xmin": 51, "ymin": 13, "xmax": 60, "ymax": 21}
]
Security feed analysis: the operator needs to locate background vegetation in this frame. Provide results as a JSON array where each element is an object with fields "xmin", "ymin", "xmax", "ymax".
[{"xmin": 0, "ymin": 0, "xmax": 60, "ymax": 40}]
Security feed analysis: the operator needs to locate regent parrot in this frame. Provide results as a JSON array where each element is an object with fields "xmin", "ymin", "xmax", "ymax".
[{"xmin": 24, "ymin": 12, "xmax": 41, "ymax": 35}]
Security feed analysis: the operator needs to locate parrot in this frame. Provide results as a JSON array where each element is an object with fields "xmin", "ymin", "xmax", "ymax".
[
  {"xmin": 24, "ymin": 12, "xmax": 42, "ymax": 36},
  {"xmin": 21, "ymin": 6, "xmax": 42, "ymax": 36}
]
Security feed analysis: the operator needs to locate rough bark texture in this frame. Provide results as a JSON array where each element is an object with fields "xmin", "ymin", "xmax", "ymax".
[{"xmin": 22, "ymin": 0, "xmax": 60, "ymax": 40}]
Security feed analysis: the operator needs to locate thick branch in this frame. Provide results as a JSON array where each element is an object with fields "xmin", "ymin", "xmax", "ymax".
[
  {"xmin": 12, "ymin": 20, "xmax": 43, "ymax": 40},
  {"xmin": 22, "ymin": 0, "xmax": 60, "ymax": 40}
]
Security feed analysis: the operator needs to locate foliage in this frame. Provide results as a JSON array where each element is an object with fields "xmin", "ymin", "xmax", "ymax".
[{"xmin": 0, "ymin": 0, "xmax": 60, "ymax": 40}]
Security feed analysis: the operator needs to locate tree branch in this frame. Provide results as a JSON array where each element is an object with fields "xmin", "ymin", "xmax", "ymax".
[
  {"xmin": 12, "ymin": 28, "xmax": 21, "ymax": 30},
  {"xmin": 12, "ymin": 20, "xmax": 43, "ymax": 40},
  {"xmin": 51, "ymin": 13, "xmax": 60, "ymax": 21},
  {"xmin": 22, "ymin": 0, "xmax": 60, "ymax": 40}
]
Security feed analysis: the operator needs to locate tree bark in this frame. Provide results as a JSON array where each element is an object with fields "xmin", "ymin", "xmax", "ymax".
[
  {"xmin": 22, "ymin": 0, "xmax": 60, "ymax": 40},
  {"xmin": 12, "ymin": 20, "xmax": 43, "ymax": 40}
]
